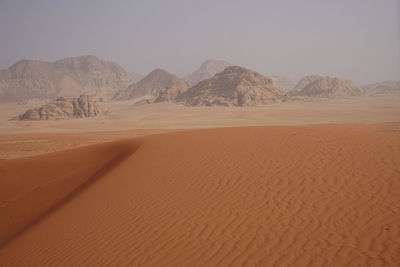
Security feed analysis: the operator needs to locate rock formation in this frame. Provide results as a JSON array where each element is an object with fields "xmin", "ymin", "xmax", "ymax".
[
  {"xmin": 153, "ymin": 86, "xmax": 186, "ymax": 103},
  {"xmin": 0, "ymin": 55, "xmax": 132, "ymax": 103},
  {"xmin": 184, "ymin": 59, "xmax": 231, "ymax": 86},
  {"xmin": 362, "ymin": 80, "xmax": 400, "ymax": 95},
  {"xmin": 18, "ymin": 94, "xmax": 106, "ymax": 120},
  {"xmin": 179, "ymin": 66, "xmax": 285, "ymax": 106},
  {"xmin": 294, "ymin": 77, "xmax": 365, "ymax": 98},
  {"xmin": 114, "ymin": 68, "xmax": 189, "ymax": 101},
  {"xmin": 290, "ymin": 75, "xmax": 323, "ymax": 95}
]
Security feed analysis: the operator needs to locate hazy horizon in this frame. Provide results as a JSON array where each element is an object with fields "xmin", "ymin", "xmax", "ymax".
[{"xmin": 0, "ymin": 0, "xmax": 399, "ymax": 85}]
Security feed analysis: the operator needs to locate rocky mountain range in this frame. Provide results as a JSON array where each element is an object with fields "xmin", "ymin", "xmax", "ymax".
[
  {"xmin": 290, "ymin": 75, "xmax": 323, "ymax": 95},
  {"xmin": 293, "ymin": 77, "xmax": 365, "ymax": 98},
  {"xmin": 362, "ymin": 80, "xmax": 400, "ymax": 95},
  {"xmin": 0, "ymin": 55, "xmax": 383, "ymax": 108},
  {"xmin": 0, "ymin": 55, "xmax": 133, "ymax": 103},
  {"xmin": 18, "ymin": 94, "xmax": 106, "ymax": 120},
  {"xmin": 184, "ymin": 59, "xmax": 231, "ymax": 86},
  {"xmin": 114, "ymin": 68, "xmax": 189, "ymax": 101},
  {"xmin": 178, "ymin": 66, "xmax": 285, "ymax": 106}
]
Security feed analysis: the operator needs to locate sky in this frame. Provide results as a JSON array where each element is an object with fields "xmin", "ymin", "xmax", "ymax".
[{"xmin": 0, "ymin": 0, "xmax": 399, "ymax": 84}]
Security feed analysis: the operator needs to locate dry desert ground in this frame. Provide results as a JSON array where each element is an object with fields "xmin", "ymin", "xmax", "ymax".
[{"xmin": 0, "ymin": 97, "xmax": 399, "ymax": 266}]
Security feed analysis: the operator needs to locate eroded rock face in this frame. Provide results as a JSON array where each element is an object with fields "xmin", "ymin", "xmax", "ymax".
[
  {"xmin": 290, "ymin": 75, "xmax": 323, "ymax": 95},
  {"xmin": 0, "ymin": 55, "xmax": 133, "ymax": 103},
  {"xmin": 294, "ymin": 77, "xmax": 365, "ymax": 98},
  {"xmin": 184, "ymin": 59, "xmax": 232, "ymax": 86},
  {"xmin": 154, "ymin": 86, "xmax": 186, "ymax": 103},
  {"xmin": 179, "ymin": 66, "xmax": 285, "ymax": 106},
  {"xmin": 114, "ymin": 69, "xmax": 189, "ymax": 100},
  {"xmin": 18, "ymin": 94, "xmax": 106, "ymax": 120}
]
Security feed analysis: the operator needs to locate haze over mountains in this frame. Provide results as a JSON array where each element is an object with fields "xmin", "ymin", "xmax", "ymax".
[
  {"xmin": 0, "ymin": 55, "xmax": 132, "ymax": 103},
  {"xmin": 293, "ymin": 77, "xmax": 365, "ymax": 98},
  {"xmin": 267, "ymin": 76, "xmax": 295, "ymax": 92},
  {"xmin": 184, "ymin": 59, "xmax": 232, "ymax": 86},
  {"xmin": 290, "ymin": 75, "xmax": 323, "ymax": 95},
  {"xmin": 1, "ymin": 54, "xmax": 397, "ymax": 120},
  {"xmin": 114, "ymin": 68, "xmax": 189, "ymax": 101},
  {"xmin": 1, "ymin": 2, "xmax": 399, "ymax": 266},
  {"xmin": 129, "ymin": 72, "xmax": 144, "ymax": 83},
  {"xmin": 362, "ymin": 80, "xmax": 400, "ymax": 95}
]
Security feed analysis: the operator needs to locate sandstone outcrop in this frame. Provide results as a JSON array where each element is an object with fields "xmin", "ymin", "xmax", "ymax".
[{"xmin": 18, "ymin": 94, "xmax": 106, "ymax": 120}]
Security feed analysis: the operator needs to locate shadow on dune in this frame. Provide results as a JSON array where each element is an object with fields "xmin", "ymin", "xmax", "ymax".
[{"xmin": 0, "ymin": 139, "xmax": 142, "ymax": 247}]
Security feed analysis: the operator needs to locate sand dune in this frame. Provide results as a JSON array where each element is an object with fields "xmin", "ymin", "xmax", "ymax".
[
  {"xmin": 0, "ymin": 140, "xmax": 141, "ymax": 247},
  {"xmin": 0, "ymin": 126, "xmax": 399, "ymax": 266},
  {"xmin": 0, "ymin": 129, "xmax": 175, "ymax": 159}
]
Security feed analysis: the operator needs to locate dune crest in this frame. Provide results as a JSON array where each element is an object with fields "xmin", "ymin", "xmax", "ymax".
[{"xmin": 0, "ymin": 139, "xmax": 141, "ymax": 247}]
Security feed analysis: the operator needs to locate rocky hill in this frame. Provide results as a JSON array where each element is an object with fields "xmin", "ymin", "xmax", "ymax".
[
  {"xmin": 267, "ymin": 75, "xmax": 295, "ymax": 92},
  {"xmin": 153, "ymin": 86, "xmax": 187, "ymax": 103},
  {"xmin": 185, "ymin": 59, "xmax": 231, "ymax": 86},
  {"xmin": 18, "ymin": 94, "xmax": 106, "ymax": 120},
  {"xmin": 362, "ymin": 80, "xmax": 400, "ymax": 95},
  {"xmin": 0, "ymin": 55, "xmax": 132, "ymax": 103},
  {"xmin": 290, "ymin": 75, "xmax": 323, "ymax": 95},
  {"xmin": 179, "ymin": 66, "xmax": 285, "ymax": 106},
  {"xmin": 294, "ymin": 77, "xmax": 365, "ymax": 98},
  {"xmin": 114, "ymin": 68, "xmax": 189, "ymax": 101}
]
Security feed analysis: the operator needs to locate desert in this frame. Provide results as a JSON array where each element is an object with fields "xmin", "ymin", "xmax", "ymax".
[
  {"xmin": 1, "ymin": 58, "xmax": 399, "ymax": 266},
  {"xmin": 1, "ymin": 124, "xmax": 399, "ymax": 266},
  {"xmin": 0, "ymin": 61, "xmax": 399, "ymax": 266},
  {"xmin": 1, "ymin": 1, "xmax": 400, "ymax": 266}
]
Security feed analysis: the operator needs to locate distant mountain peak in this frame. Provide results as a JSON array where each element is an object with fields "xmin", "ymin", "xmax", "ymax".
[
  {"xmin": 0, "ymin": 55, "xmax": 133, "ymax": 103},
  {"xmin": 294, "ymin": 76, "xmax": 365, "ymax": 98},
  {"xmin": 114, "ymin": 68, "xmax": 189, "ymax": 101},
  {"xmin": 185, "ymin": 59, "xmax": 232, "ymax": 86},
  {"xmin": 290, "ymin": 75, "xmax": 323, "ymax": 95}
]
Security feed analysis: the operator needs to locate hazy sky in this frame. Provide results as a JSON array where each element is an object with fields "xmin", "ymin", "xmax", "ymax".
[{"xmin": 0, "ymin": 0, "xmax": 399, "ymax": 84}]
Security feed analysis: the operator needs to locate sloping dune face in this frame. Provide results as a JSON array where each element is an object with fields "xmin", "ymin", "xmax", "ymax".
[
  {"xmin": 0, "ymin": 140, "xmax": 141, "ymax": 246},
  {"xmin": 0, "ymin": 126, "xmax": 399, "ymax": 266}
]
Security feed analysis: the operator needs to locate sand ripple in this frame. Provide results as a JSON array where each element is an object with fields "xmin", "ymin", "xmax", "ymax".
[{"xmin": 0, "ymin": 126, "xmax": 399, "ymax": 266}]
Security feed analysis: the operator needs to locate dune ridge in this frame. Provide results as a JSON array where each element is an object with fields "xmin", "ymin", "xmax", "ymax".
[
  {"xmin": 0, "ymin": 125, "xmax": 399, "ymax": 266},
  {"xmin": 0, "ymin": 139, "xmax": 141, "ymax": 247}
]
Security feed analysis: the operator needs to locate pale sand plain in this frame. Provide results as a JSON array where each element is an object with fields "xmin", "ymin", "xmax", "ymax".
[
  {"xmin": 0, "ymin": 97, "xmax": 399, "ymax": 266},
  {"xmin": 0, "ymin": 96, "xmax": 399, "ymax": 159}
]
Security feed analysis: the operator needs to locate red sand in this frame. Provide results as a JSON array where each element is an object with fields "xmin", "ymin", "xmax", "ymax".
[
  {"xmin": 0, "ymin": 126, "xmax": 399, "ymax": 266},
  {"xmin": 0, "ymin": 129, "xmax": 176, "ymax": 160}
]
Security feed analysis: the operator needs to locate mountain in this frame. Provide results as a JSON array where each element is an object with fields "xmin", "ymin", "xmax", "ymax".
[
  {"xmin": 0, "ymin": 55, "xmax": 133, "ymax": 103},
  {"xmin": 362, "ymin": 80, "xmax": 400, "ymax": 95},
  {"xmin": 129, "ymin": 72, "xmax": 144, "ymax": 83},
  {"xmin": 153, "ymin": 87, "xmax": 185, "ymax": 103},
  {"xmin": 294, "ymin": 77, "xmax": 365, "ymax": 98},
  {"xmin": 267, "ymin": 75, "xmax": 295, "ymax": 92},
  {"xmin": 290, "ymin": 75, "xmax": 323, "ymax": 95},
  {"xmin": 114, "ymin": 68, "xmax": 189, "ymax": 101},
  {"xmin": 184, "ymin": 59, "xmax": 231, "ymax": 86},
  {"xmin": 179, "ymin": 66, "xmax": 285, "ymax": 106},
  {"xmin": 18, "ymin": 94, "xmax": 106, "ymax": 120}
]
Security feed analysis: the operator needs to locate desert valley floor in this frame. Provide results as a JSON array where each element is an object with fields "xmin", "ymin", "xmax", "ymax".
[{"xmin": 0, "ymin": 97, "xmax": 399, "ymax": 266}]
